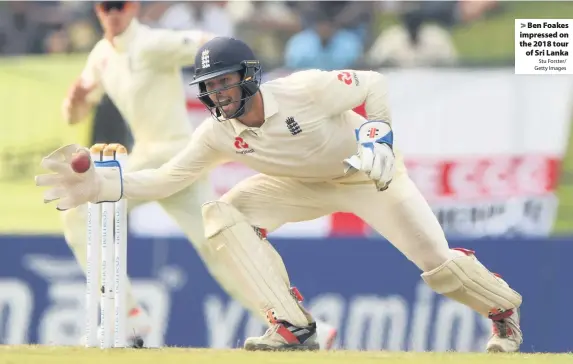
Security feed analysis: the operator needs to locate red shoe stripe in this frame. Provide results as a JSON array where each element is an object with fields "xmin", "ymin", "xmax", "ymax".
[{"xmin": 276, "ymin": 325, "xmax": 300, "ymax": 344}]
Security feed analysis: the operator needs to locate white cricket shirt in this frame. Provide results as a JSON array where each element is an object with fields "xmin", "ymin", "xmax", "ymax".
[
  {"xmin": 68, "ymin": 19, "xmax": 210, "ymax": 148},
  {"xmin": 118, "ymin": 69, "xmax": 408, "ymax": 200}
]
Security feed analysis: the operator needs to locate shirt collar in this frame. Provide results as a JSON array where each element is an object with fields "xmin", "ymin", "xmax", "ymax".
[
  {"xmin": 111, "ymin": 19, "xmax": 140, "ymax": 52},
  {"xmin": 229, "ymin": 84, "xmax": 279, "ymax": 135}
]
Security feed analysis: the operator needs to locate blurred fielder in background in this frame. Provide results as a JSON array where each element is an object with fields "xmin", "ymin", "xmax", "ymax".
[
  {"xmin": 59, "ymin": 1, "xmax": 337, "ymax": 349},
  {"xmin": 39, "ymin": 36, "xmax": 522, "ymax": 352},
  {"xmin": 61, "ymin": 0, "xmax": 212, "ymax": 347}
]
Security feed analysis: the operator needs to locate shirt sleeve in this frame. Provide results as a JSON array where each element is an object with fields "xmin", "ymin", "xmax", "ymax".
[
  {"xmin": 120, "ymin": 122, "xmax": 225, "ymax": 200},
  {"xmin": 61, "ymin": 46, "xmax": 105, "ymax": 123},
  {"xmin": 141, "ymin": 29, "xmax": 213, "ymax": 68},
  {"xmin": 80, "ymin": 47, "xmax": 105, "ymax": 105},
  {"xmin": 306, "ymin": 69, "xmax": 392, "ymax": 124}
]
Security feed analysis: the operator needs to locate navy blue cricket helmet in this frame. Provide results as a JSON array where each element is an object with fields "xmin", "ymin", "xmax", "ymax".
[{"xmin": 189, "ymin": 37, "xmax": 262, "ymax": 120}]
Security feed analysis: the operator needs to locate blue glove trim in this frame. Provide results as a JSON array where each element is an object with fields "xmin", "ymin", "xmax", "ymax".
[
  {"xmin": 361, "ymin": 142, "xmax": 375, "ymax": 151},
  {"xmin": 355, "ymin": 120, "xmax": 393, "ymax": 148},
  {"xmin": 376, "ymin": 131, "xmax": 393, "ymax": 146},
  {"xmin": 94, "ymin": 160, "xmax": 124, "ymax": 203}
]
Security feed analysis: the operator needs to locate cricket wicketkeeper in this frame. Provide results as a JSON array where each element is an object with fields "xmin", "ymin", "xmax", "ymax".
[{"xmin": 38, "ymin": 36, "xmax": 523, "ymax": 352}]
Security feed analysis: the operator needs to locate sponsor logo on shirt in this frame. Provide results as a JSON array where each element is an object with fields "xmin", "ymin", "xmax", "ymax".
[
  {"xmin": 337, "ymin": 72, "xmax": 353, "ymax": 85},
  {"xmin": 337, "ymin": 71, "xmax": 360, "ymax": 86},
  {"xmin": 234, "ymin": 137, "xmax": 254, "ymax": 154}
]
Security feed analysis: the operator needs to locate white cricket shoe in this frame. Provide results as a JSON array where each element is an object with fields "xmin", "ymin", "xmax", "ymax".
[
  {"xmin": 80, "ymin": 306, "xmax": 151, "ymax": 348},
  {"xmin": 486, "ymin": 309, "xmax": 523, "ymax": 353},
  {"xmin": 244, "ymin": 320, "xmax": 320, "ymax": 351}
]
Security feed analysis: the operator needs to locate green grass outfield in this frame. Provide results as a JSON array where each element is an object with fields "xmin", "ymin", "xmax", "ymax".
[
  {"xmin": 0, "ymin": 54, "xmax": 91, "ymax": 234},
  {"xmin": 1, "ymin": 347, "xmax": 572, "ymax": 364}
]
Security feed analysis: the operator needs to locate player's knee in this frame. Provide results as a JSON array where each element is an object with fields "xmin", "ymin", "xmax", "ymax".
[
  {"xmin": 201, "ymin": 200, "xmax": 247, "ymax": 239},
  {"xmin": 449, "ymin": 247, "xmax": 508, "ymax": 283},
  {"xmin": 218, "ymin": 185, "xmax": 246, "ymax": 209},
  {"xmin": 424, "ymin": 247, "xmax": 498, "ymax": 274}
]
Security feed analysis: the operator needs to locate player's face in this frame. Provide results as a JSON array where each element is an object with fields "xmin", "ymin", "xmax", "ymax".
[
  {"xmin": 204, "ymin": 72, "xmax": 243, "ymax": 118},
  {"xmin": 95, "ymin": 1, "xmax": 139, "ymax": 37}
]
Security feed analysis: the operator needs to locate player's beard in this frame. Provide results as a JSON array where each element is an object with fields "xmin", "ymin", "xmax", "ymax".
[
  {"xmin": 216, "ymin": 97, "xmax": 238, "ymax": 119},
  {"xmin": 213, "ymin": 87, "xmax": 253, "ymax": 120}
]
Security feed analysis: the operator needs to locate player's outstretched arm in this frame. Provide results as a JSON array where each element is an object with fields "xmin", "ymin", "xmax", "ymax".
[
  {"xmin": 120, "ymin": 135, "xmax": 223, "ymax": 200},
  {"xmin": 62, "ymin": 45, "xmax": 105, "ymax": 124},
  {"xmin": 35, "ymin": 122, "xmax": 224, "ymax": 210}
]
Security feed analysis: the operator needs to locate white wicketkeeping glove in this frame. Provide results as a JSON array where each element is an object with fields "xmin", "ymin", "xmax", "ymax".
[
  {"xmin": 343, "ymin": 121, "xmax": 395, "ymax": 191},
  {"xmin": 34, "ymin": 144, "xmax": 122, "ymax": 211}
]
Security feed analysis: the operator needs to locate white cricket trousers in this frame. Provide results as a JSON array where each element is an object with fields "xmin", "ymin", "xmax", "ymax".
[{"xmin": 220, "ymin": 172, "xmax": 453, "ymax": 272}]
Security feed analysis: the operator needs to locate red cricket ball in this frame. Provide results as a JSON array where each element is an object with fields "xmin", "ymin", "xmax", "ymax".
[{"xmin": 70, "ymin": 151, "xmax": 91, "ymax": 173}]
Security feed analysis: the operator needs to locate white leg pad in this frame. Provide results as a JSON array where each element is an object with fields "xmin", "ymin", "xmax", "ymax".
[
  {"xmin": 421, "ymin": 249, "xmax": 522, "ymax": 319},
  {"xmin": 201, "ymin": 201, "xmax": 310, "ymax": 328}
]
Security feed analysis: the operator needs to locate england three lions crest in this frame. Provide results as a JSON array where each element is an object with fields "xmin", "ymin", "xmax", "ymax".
[{"xmin": 285, "ymin": 117, "xmax": 302, "ymax": 136}]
